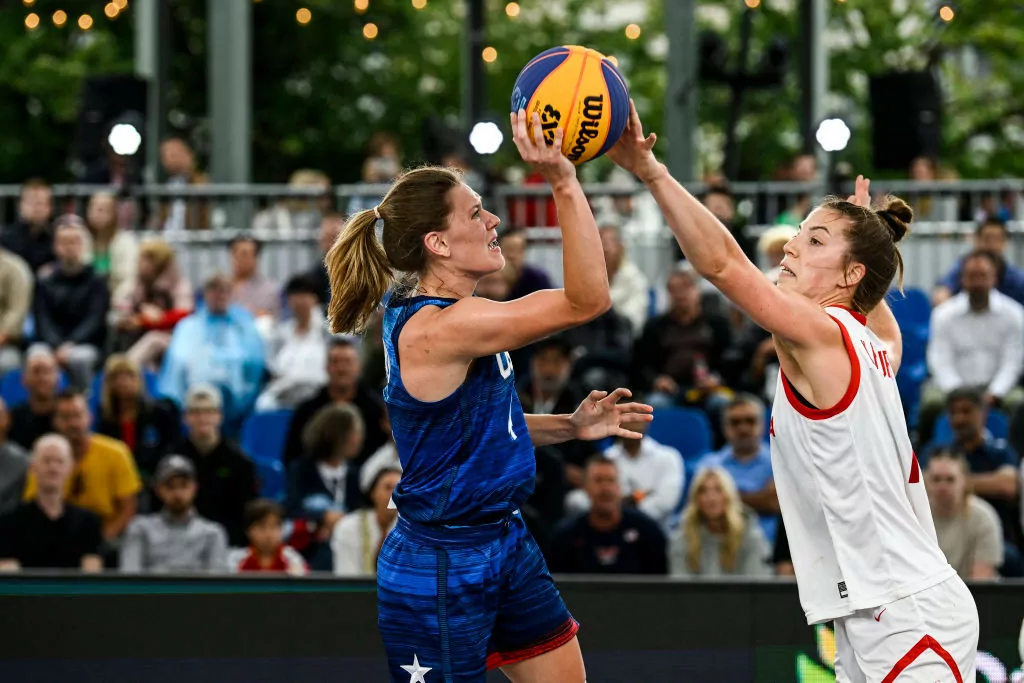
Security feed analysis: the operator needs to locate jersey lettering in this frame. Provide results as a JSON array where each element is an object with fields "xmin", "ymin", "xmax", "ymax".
[
  {"xmin": 769, "ymin": 417, "xmax": 776, "ymax": 437},
  {"xmin": 860, "ymin": 340, "xmax": 893, "ymax": 379},
  {"xmin": 496, "ymin": 351, "xmax": 513, "ymax": 379}
]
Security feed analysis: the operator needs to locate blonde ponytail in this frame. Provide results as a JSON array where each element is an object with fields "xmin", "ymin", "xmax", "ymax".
[{"xmin": 326, "ymin": 209, "xmax": 393, "ymax": 334}]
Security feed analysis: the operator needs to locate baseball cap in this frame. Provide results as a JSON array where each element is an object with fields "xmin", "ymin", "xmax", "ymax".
[
  {"xmin": 185, "ymin": 383, "xmax": 222, "ymax": 411},
  {"xmin": 155, "ymin": 454, "xmax": 196, "ymax": 484}
]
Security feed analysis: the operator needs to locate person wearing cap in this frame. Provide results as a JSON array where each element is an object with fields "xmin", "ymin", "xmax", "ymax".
[
  {"xmin": 331, "ymin": 465, "xmax": 401, "ymax": 577},
  {"xmin": 172, "ymin": 383, "xmax": 257, "ymax": 547},
  {"xmin": 120, "ymin": 454, "xmax": 228, "ymax": 573},
  {"xmin": 157, "ymin": 272, "xmax": 265, "ymax": 433}
]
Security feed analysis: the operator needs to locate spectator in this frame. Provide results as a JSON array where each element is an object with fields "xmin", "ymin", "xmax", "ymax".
[
  {"xmin": 923, "ymin": 251, "xmax": 1024, "ymax": 436},
  {"xmin": 305, "ymin": 212, "xmax": 344, "ymax": 306},
  {"xmin": 0, "ymin": 434, "xmax": 102, "ymax": 571},
  {"xmin": 548, "ymin": 456, "xmax": 668, "ymax": 575},
  {"xmin": 359, "ymin": 435, "xmax": 400, "ymax": 495},
  {"xmin": 668, "ymin": 466, "xmax": 771, "ymax": 577},
  {"xmin": 32, "ymin": 216, "xmax": 109, "ymax": 390},
  {"xmin": 925, "ymin": 388, "xmax": 1021, "ymax": 549},
  {"xmin": 255, "ymin": 275, "xmax": 329, "ymax": 412},
  {"xmin": 565, "ymin": 417, "xmax": 684, "ymax": 532},
  {"xmin": 111, "ymin": 238, "xmax": 194, "ymax": 371},
  {"xmin": 0, "ymin": 398, "xmax": 28, "ymax": 516},
  {"xmin": 283, "ymin": 337, "xmax": 388, "ymax": 466},
  {"xmin": 633, "ymin": 265, "xmax": 733, "ymax": 419},
  {"xmin": 599, "ymin": 220, "xmax": 649, "ymax": 334},
  {"xmin": 120, "ymin": 455, "xmax": 228, "ymax": 573},
  {"xmin": 756, "ymin": 225, "xmax": 798, "ymax": 283},
  {"xmin": 172, "ymin": 384, "xmax": 257, "ymax": 547},
  {"xmin": 926, "ymin": 449, "xmax": 1003, "ymax": 580},
  {"xmin": 500, "ymin": 227, "xmax": 554, "ymax": 300},
  {"xmin": 229, "ymin": 235, "xmax": 281, "ymax": 326},
  {"xmin": 227, "ymin": 499, "xmax": 307, "ymax": 574},
  {"xmin": 0, "ymin": 179, "xmax": 54, "ymax": 274},
  {"xmin": 252, "ymin": 169, "xmax": 332, "ymax": 234},
  {"xmin": 7, "ymin": 346, "xmax": 59, "ymax": 450},
  {"xmin": 475, "ymin": 270, "xmax": 510, "ymax": 301},
  {"xmin": 933, "ymin": 219, "xmax": 1024, "ymax": 307},
  {"xmin": 346, "ymin": 133, "xmax": 402, "ymax": 216},
  {"xmin": 159, "ymin": 273, "xmax": 265, "ymax": 430},
  {"xmin": 154, "ymin": 137, "xmax": 209, "ymax": 232},
  {"xmin": 331, "ymin": 466, "xmax": 400, "ymax": 577},
  {"xmin": 287, "ymin": 403, "xmax": 365, "ymax": 570},
  {"xmin": 95, "ymin": 354, "xmax": 180, "ymax": 479},
  {"xmin": 560, "ymin": 307, "xmax": 635, "ymax": 392},
  {"xmin": 83, "ymin": 191, "xmax": 138, "ymax": 296},
  {"xmin": 699, "ymin": 394, "xmax": 778, "ymax": 544},
  {"xmin": 22, "ymin": 390, "xmax": 141, "ymax": 542},
  {"xmin": 0, "ymin": 246, "xmax": 32, "ymax": 375},
  {"xmin": 774, "ymin": 154, "xmax": 817, "ymax": 226}
]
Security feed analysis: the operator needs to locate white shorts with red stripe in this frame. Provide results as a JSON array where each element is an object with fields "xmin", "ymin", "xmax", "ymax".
[{"xmin": 834, "ymin": 576, "xmax": 979, "ymax": 683}]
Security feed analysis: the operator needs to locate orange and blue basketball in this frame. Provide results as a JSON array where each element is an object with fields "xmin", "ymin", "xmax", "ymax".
[{"xmin": 510, "ymin": 45, "xmax": 630, "ymax": 165}]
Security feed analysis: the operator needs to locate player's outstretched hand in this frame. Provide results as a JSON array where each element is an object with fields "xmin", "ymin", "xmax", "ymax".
[
  {"xmin": 846, "ymin": 174, "xmax": 871, "ymax": 208},
  {"xmin": 569, "ymin": 388, "xmax": 654, "ymax": 441},
  {"xmin": 607, "ymin": 100, "xmax": 662, "ymax": 184},
  {"xmin": 510, "ymin": 109, "xmax": 576, "ymax": 187}
]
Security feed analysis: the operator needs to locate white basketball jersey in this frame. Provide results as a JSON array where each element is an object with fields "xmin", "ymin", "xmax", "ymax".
[{"xmin": 770, "ymin": 306, "xmax": 955, "ymax": 625}]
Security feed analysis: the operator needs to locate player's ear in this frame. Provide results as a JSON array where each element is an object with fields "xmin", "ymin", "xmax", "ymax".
[
  {"xmin": 423, "ymin": 231, "xmax": 450, "ymax": 258},
  {"xmin": 841, "ymin": 261, "xmax": 866, "ymax": 290}
]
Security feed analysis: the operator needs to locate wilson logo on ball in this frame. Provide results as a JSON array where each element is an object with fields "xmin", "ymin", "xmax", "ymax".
[{"xmin": 567, "ymin": 95, "xmax": 604, "ymax": 162}]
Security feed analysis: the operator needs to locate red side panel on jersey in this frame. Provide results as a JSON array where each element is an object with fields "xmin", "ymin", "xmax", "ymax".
[
  {"xmin": 908, "ymin": 451, "xmax": 921, "ymax": 484},
  {"xmin": 881, "ymin": 634, "xmax": 963, "ymax": 683},
  {"xmin": 780, "ymin": 315, "xmax": 861, "ymax": 421}
]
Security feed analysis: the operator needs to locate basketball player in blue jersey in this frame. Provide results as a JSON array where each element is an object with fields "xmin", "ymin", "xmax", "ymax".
[{"xmin": 324, "ymin": 111, "xmax": 652, "ymax": 682}]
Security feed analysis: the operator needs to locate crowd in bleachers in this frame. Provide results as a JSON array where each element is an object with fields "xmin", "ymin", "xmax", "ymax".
[{"xmin": 0, "ymin": 136, "xmax": 1022, "ymax": 582}]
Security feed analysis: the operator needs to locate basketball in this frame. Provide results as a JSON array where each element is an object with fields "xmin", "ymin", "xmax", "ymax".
[{"xmin": 510, "ymin": 45, "xmax": 630, "ymax": 165}]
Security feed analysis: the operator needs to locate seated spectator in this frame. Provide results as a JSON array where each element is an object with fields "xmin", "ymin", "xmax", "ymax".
[
  {"xmin": 0, "ymin": 179, "xmax": 54, "ymax": 274},
  {"xmin": 358, "ymin": 416, "xmax": 400, "ymax": 495},
  {"xmin": 933, "ymin": 218, "xmax": 1024, "ymax": 307},
  {"xmin": 698, "ymin": 394, "xmax": 778, "ymax": 544},
  {"xmin": 172, "ymin": 384, "xmax": 257, "ymax": 547},
  {"xmin": 159, "ymin": 273, "xmax": 265, "ymax": 430},
  {"xmin": 0, "ymin": 434, "xmax": 102, "ymax": 571},
  {"xmin": 229, "ymin": 235, "xmax": 281, "ymax": 330},
  {"xmin": 599, "ymin": 219, "xmax": 649, "ymax": 334},
  {"xmin": 32, "ymin": 216, "xmax": 109, "ymax": 390},
  {"xmin": 331, "ymin": 466, "xmax": 400, "ymax": 577},
  {"xmin": 255, "ymin": 275, "xmax": 330, "ymax": 412},
  {"xmin": 111, "ymin": 238, "xmax": 193, "ymax": 371},
  {"xmin": 120, "ymin": 455, "xmax": 228, "ymax": 573},
  {"xmin": 560, "ymin": 308, "xmax": 635, "ymax": 392},
  {"xmin": 0, "ymin": 246, "xmax": 32, "ymax": 375},
  {"xmin": 305, "ymin": 213, "xmax": 344, "ymax": 306},
  {"xmin": 283, "ymin": 338, "xmax": 388, "ymax": 466},
  {"xmin": 23, "ymin": 390, "xmax": 141, "ymax": 542},
  {"xmin": 548, "ymin": 456, "xmax": 668, "ymax": 575},
  {"xmin": 565, "ymin": 417, "xmax": 684, "ymax": 532},
  {"xmin": 227, "ymin": 499, "xmax": 308, "ymax": 574},
  {"xmin": 252, "ymin": 169, "xmax": 332, "ymax": 234},
  {"xmin": 500, "ymin": 227, "xmax": 553, "ymax": 300},
  {"xmin": 153, "ymin": 137, "xmax": 209, "ymax": 232},
  {"xmin": 83, "ymin": 191, "xmax": 138, "ymax": 296},
  {"xmin": 668, "ymin": 466, "xmax": 771, "ymax": 577},
  {"xmin": 95, "ymin": 354, "xmax": 180, "ymax": 479},
  {"xmin": 922, "ymin": 251, "xmax": 1024, "ymax": 438},
  {"xmin": 0, "ymin": 398, "xmax": 28, "ymax": 516},
  {"xmin": 7, "ymin": 346, "xmax": 59, "ymax": 450},
  {"xmin": 287, "ymin": 404, "xmax": 365, "ymax": 570},
  {"xmin": 926, "ymin": 449, "xmax": 1003, "ymax": 580},
  {"xmin": 633, "ymin": 265, "xmax": 733, "ymax": 426},
  {"xmin": 925, "ymin": 388, "xmax": 1021, "ymax": 550}
]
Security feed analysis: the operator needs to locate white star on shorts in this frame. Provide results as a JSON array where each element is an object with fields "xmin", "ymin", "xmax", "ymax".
[{"xmin": 401, "ymin": 654, "xmax": 432, "ymax": 682}]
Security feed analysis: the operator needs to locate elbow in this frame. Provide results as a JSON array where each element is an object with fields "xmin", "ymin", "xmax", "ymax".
[{"xmin": 568, "ymin": 292, "xmax": 612, "ymax": 324}]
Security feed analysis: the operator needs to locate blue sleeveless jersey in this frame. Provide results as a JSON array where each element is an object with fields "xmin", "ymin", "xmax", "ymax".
[{"xmin": 382, "ymin": 293, "xmax": 536, "ymax": 525}]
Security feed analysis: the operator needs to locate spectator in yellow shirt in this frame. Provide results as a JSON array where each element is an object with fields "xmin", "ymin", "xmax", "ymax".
[{"xmin": 23, "ymin": 390, "xmax": 141, "ymax": 540}]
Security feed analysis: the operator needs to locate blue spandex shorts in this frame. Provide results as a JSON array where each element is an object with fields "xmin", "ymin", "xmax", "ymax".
[{"xmin": 377, "ymin": 510, "xmax": 579, "ymax": 683}]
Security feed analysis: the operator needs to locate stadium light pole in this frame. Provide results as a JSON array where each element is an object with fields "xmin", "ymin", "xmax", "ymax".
[
  {"xmin": 462, "ymin": 0, "xmax": 486, "ymax": 139},
  {"xmin": 134, "ymin": 0, "xmax": 169, "ymax": 184},
  {"xmin": 665, "ymin": 0, "xmax": 699, "ymax": 182}
]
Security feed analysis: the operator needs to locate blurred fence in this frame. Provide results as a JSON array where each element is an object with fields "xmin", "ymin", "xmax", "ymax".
[{"xmin": 1, "ymin": 180, "xmax": 1022, "ymax": 290}]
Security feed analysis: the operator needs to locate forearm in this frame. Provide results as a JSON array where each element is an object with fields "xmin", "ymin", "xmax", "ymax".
[
  {"xmin": 552, "ymin": 179, "xmax": 610, "ymax": 313},
  {"xmin": 972, "ymin": 470, "xmax": 1018, "ymax": 500},
  {"xmin": 643, "ymin": 167, "xmax": 746, "ymax": 281},
  {"xmin": 525, "ymin": 413, "xmax": 575, "ymax": 447},
  {"xmin": 104, "ymin": 497, "xmax": 138, "ymax": 539},
  {"xmin": 740, "ymin": 485, "xmax": 780, "ymax": 514},
  {"xmin": 866, "ymin": 300, "xmax": 902, "ymax": 365}
]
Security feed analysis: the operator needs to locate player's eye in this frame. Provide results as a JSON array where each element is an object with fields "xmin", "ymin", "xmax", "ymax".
[{"xmin": 809, "ymin": 237, "xmax": 821, "ymax": 246}]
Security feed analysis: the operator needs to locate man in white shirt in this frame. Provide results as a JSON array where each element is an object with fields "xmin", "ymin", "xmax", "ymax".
[
  {"xmin": 922, "ymin": 250, "xmax": 1024, "ymax": 439},
  {"xmin": 564, "ymin": 416, "xmax": 684, "ymax": 531}
]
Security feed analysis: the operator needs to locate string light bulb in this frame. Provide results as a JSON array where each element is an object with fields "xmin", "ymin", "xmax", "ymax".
[
  {"xmin": 625, "ymin": 23, "xmax": 641, "ymax": 40},
  {"xmin": 745, "ymin": 0, "xmax": 761, "ymax": 7},
  {"xmin": 505, "ymin": 2, "xmax": 520, "ymax": 17},
  {"xmin": 412, "ymin": 0, "xmax": 427, "ymax": 8},
  {"xmin": 939, "ymin": 5, "xmax": 954, "ymax": 21},
  {"xmin": 354, "ymin": 0, "xmax": 369, "ymax": 13},
  {"xmin": 23, "ymin": 0, "xmax": 35, "ymax": 6},
  {"xmin": 25, "ymin": 12, "xmax": 40, "ymax": 29},
  {"xmin": 78, "ymin": 13, "xmax": 93, "ymax": 30},
  {"xmin": 296, "ymin": 7, "xmax": 311, "ymax": 24},
  {"xmin": 482, "ymin": 47, "xmax": 498, "ymax": 63},
  {"xmin": 104, "ymin": 3, "xmax": 119, "ymax": 18},
  {"xmin": 52, "ymin": 10, "xmax": 67, "ymax": 26},
  {"xmin": 363, "ymin": 22, "xmax": 379, "ymax": 39},
  {"xmin": 606, "ymin": 55, "xmax": 619, "ymax": 67},
  {"xmin": 114, "ymin": 0, "xmax": 128, "ymax": 9}
]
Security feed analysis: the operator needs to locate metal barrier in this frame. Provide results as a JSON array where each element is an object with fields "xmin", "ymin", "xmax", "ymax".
[{"xmin": 2, "ymin": 180, "xmax": 1022, "ymax": 291}]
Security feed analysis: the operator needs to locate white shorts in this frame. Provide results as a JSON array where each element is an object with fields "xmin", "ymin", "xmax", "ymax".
[{"xmin": 834, "ymin": 576, "xmax": 979, "ymax": 683}]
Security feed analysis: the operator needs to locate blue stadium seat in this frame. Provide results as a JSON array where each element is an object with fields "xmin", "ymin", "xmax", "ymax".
[
  {"xmin": 255, "ymin": 458, "xmax": 286, "ymax": 502},
  {"xmin": 647, "ymin": 407, "xmax": 713, "ymax": 461},
  {"xmin": 241, "ymin": 409, "xmax": 294, "ymax": 463},
  {"xmin": 932, "ymin": 410, "xmax": 1009, "ymax": 446},
  {"xmin": 0, "ymin": 368, "xmax": 68, "ymax": 407},
  {"xmin": 887, "ymin": 287, "xmax": 931, "ymax": 327}
]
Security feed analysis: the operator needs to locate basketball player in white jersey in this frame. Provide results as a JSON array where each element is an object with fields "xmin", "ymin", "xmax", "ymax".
[{"xmin": 607, "ymin": 102, "xmax": 979, "ymax": 682}]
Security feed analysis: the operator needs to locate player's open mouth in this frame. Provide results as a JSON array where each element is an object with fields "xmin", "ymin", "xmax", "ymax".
[
  {"xmin": 780, "ymin": 264, "xmax": 795, "ymax": 277},
  {"xmin": 488, "ymin": 238, "xmax": 500, "ymax": 252}
]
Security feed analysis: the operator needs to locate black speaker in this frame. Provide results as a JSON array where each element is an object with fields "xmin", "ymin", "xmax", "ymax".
[
  {"xmin": 74, "ymin": 74, "xmax": 147, "ymax": 163},
  {"xmin": 869, "ymin": 70, "xmax": 942, "ymax": 171}
]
